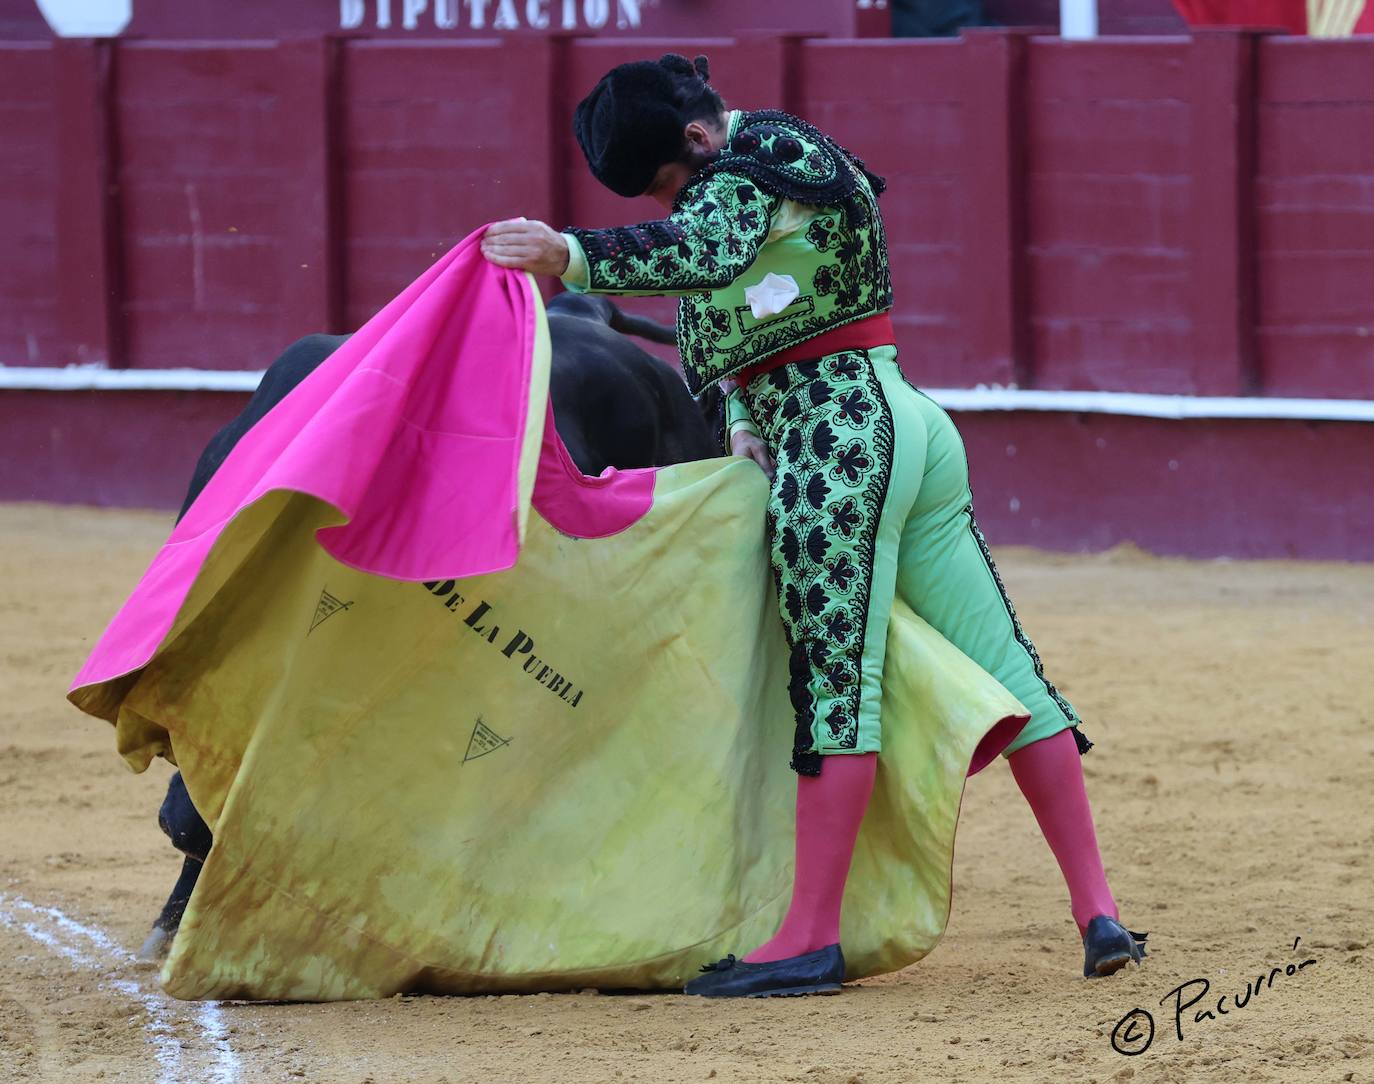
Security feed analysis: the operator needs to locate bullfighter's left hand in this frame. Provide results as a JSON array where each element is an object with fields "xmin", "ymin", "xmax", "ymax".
[{"xmin": 481, "ymin": 219, "xmax": 570, "ymax": 277}]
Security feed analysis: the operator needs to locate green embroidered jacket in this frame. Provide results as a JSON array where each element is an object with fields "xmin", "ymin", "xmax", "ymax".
[{"xmin": 561, "ymin": 109, "xmax": 893, "ymax": 398}]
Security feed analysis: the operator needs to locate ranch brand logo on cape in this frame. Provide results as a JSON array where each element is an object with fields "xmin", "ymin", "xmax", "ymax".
[
  {"xmin": 308, "ymin": 587, "xmax": 353, "ymax": 636},
  {"xmin": 464, "ymin": 716, "xmax": 513, "ymax": 763},
  {"xmin": 421, "ymin": 580, "xmax": 585, "ymax": 708}
]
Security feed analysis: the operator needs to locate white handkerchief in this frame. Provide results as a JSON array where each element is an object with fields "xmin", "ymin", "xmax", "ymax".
[{"xmin": 743, "ymin": 272, "xmax": 800, "ymax": 319}]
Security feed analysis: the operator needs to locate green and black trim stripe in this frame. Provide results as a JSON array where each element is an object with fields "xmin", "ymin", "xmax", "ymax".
[{"xmin": 965, "ymin": 505, "xmax": 1094, "ymax": 756}]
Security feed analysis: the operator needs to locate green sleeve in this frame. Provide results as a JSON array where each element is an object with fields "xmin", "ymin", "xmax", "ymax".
[
  {"xmin": 724, "ymin": 384, "xmax": 759, "ymax": 441},
  {"xmin": 560, "ymin": 234, "xmax": 591, "ymax": 293},
  {"xmin": 563, "ymin": 173, "xmax": 779, "ymax": 298}
]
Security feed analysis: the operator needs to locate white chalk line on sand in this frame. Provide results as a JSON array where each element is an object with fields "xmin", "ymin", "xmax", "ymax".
[{"xmin": 0, "ymin": 892, "xmax": 241, "ymax": 1084}]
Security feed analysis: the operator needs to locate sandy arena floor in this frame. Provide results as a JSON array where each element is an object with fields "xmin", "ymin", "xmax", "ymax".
[{"xmin": 1, "ymin": 501, "xmax": 1371, "ymax": 1084}]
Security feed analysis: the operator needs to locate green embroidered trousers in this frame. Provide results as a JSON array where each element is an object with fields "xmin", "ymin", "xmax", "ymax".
[{"xmin": 739, "ymin": 345, "xmax": 1086, "ymax": 774}]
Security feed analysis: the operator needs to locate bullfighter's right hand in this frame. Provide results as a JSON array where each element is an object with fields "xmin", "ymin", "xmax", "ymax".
[
  {"xmin": 481, "ymin": 219, "xmax": 570, "ymax": 277},
  {"xmin": 730, "ymin": 430, "xmax": 776, "ymax": 480}
]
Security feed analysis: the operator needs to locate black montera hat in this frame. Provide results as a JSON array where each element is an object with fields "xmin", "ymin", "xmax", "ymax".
[{"xmin": 573, "ymin": 55, "xmax": 709, "ymax": 198}]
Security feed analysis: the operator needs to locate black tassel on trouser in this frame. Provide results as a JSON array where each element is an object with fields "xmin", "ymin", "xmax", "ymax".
[{"xmin": 788, "ymin": 642, "xmax": 823, "ymax": 776}]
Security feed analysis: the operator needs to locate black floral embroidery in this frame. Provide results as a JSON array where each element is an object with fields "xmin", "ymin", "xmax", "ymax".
[
  {"xmin": 832, "ymin": 355, "xmax": 862, "ymax": 379},
  {"xmin": 805, "ymin": 582, "xmax": 829, "ymax": 617},
  {"xmin": 835, "ymin": 236, "xmax": 864, "ymax": 265},
  {"xmin": 804, "ymin": 525, "xmax": 830, "ymax": 563},
  {"xmin": 778, "ymin": 471, "xmax": 799, "ymax": 512},
  {"xmin": 807, "ymin": 380, "xmax": 834, "ymax": 408},
  {"xmin": 703, "ymin": 306, "xmax": 731, "ymax": 340},
  {"xmin": 806, "ymin": 216, "xmax": 837, "ymax": 252},
  {"xmin": 747, "ymin": 350, "xmax": 895, "ymax": 766},
  {"xmin": 834, "ymin": 389, "xmax": 872, "ymax": 427},
  {"xmin": 781, "ymin": 524, "xmax": 801, "ymax": 566},
  {"xmin": 823, "ymin": 607, "xmax": 854, "ymax": 642},
  {"xmin": 824, "ymin": 552, "xmax": 859, "ymax": 592},
  {"xmin": 828, "ymin": 496, "xmax": 861, "ymax": 538},
  {"xmin": 823, "ymin": 656, "xmax": 853, "ymax": 692},
  {"xmin": 805, "ymin": 473, "xmax": 828, "ymax": 510},
  {"xmin": 810, "ymin": 420, "xmax": 838, "ymax": 459},
  {"xmin": 825, "ymin": 702, "xmax": 850, "ymax": 738},
  {"xmin": 567, "ymin": 173, "xmax": 778, "ymax": 298},
  {"xmin": 831, "ymin": 441, "xmax": 873, "ymax": 485}
]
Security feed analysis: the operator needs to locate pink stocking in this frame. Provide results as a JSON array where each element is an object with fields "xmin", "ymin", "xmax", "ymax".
[
  {"xmin": 744, "ymin": 753, "xmax": 877, "ymax": 964},
  {"xmin": 1008, "ymin": 729, "xmax": 1118, "ymax": 937}
]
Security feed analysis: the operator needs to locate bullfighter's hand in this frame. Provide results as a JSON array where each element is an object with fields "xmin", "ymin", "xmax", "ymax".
[
  {"xmin": 481, "ymin": 219, "xmax": 570, "ymax": 276},
  {"xmin": 730, "ymin": 430, "xmax": 776, "ymax": 480}
]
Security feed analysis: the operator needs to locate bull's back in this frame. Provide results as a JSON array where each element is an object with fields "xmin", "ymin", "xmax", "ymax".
[{"xmin": 177, "ymin": 334, "xmax": 350, "ymax": 521}]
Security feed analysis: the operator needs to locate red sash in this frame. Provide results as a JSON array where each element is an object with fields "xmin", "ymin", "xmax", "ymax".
[{"xmin": 731, "ymin": 311, "xmax": 896, "ymax": 389}]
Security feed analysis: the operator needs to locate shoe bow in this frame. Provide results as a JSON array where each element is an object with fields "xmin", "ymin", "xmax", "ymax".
[{"xmin": 699, "ymin": 954, "xmax": 738, "ymax": 973}]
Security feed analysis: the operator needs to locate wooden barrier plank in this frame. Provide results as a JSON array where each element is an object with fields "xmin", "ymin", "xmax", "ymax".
[
  {"xmin": 961, "ymin": 30, "xmax": 1031, "ymax": 389},
  {"xmin": 0, "ymin": 43, "xmax": 58, "ymax": 366},
  {"xmin": 54, "ymin": 39, "xmax": 124, "ymax": 368},
  {"xmin": 276, "ymin": 37, "xmax": 344, "ymax": 336},
  {"xmin": 1254, "ymin": 38, "xmax": 1374, "ymax": 398},
  {"xmin": 1188, "ymin": 30, "xmax": 1261, "ymax": 396}
]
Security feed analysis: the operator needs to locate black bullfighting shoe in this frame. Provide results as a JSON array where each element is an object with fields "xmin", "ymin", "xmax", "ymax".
[
  {"xmin": 683, "ymin": 944, "xmax": 846, "ymax": 998},
  {"xmin": 1082, "ymin": 915, "xmax": 1148, "ymax": 978}
]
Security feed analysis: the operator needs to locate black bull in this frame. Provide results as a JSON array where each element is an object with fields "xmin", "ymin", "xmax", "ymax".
[{"xmin": 139, "ymin": 294, "xmax": 723, "ymax": 959}]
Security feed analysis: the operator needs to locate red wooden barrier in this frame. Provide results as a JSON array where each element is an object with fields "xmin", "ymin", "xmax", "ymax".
[
  {"xmin": 3, "ymin": 31, "xmax": 1374, "ymax": 558},
  {"xmin": 799, "ymin": 39, "xmax": 976, "ymax": 386},
  {"xmin": 1256, "ymin": 39, "xmax": 1374, "ymax": 397},
  {"xmin": 113, "ymin": 42, "xmax": 291, "ymax": 369},
  {"xmin": 0, "ymin": 43, "xmax": 58, "ymax": 366},
  {"xmin": 5, "ymin": 31, "xmax": 1374, "ymax": 396},
  {"xmin": 1024, "ymin": 39, "xmax": 1195, "ymax": 393}
]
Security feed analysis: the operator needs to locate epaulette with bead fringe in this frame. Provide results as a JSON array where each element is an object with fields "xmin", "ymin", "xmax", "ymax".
[{"xmin": 673, "ymin": 109, "xmax": 885, "ymax": 228}]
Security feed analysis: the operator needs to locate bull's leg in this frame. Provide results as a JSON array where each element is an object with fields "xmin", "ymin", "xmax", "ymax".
[
  {"xmin": 157, "ymin": 771, "xmax": 212, "ymax": 861},
  {"xmin": 137, "ymin": 854, "xmax": 203, "ymax": 960},
  {"xmin": 139, "ymin": 773, "xmax": 214, "ymax": 959}
]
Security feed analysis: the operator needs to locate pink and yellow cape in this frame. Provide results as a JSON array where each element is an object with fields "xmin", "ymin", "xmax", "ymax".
[{"xmin": 69, "ymin": 229, "xmax": 1026, "ymax": 1001}]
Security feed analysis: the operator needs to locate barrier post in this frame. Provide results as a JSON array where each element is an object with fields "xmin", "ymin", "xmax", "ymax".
[
  {"xmin": 277, "ymin": 36, "xmax": 345, "ymax": 335},
  {"xmin": 737, "ymin": 31, "xmax": 813, "ymax": 115},
  {"xmin": 513, "ymin": 33, "xmax": 566, "ymax": 231},
  {"xmin": 1188, "ymin": 28, "xmax": 1272, "ymax": 395},
  {"xmin": 960, "ymin": 28, "xmax": 1037, "ymax": 389},
  {"xmin": 54, "ymin": 38, "xmax": 125, "ymax": 368}
]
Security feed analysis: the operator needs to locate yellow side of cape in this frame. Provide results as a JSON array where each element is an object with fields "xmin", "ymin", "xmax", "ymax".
[{"xmin": 103, "ymin": 448, "xmax": 1024, "ymax": 1001}]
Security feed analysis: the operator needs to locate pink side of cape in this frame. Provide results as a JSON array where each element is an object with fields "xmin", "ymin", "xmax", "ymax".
[{"xmin": 70, "ymin": 229, "xmax": 656, "ymax": 691}]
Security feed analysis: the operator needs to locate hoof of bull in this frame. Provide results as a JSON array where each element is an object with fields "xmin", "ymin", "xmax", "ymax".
[{"xmin": 137, "ymin": 925, "xmax": 174, "ymax": 962}]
